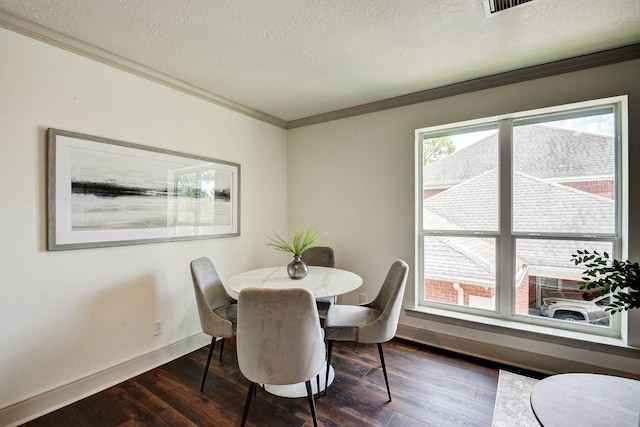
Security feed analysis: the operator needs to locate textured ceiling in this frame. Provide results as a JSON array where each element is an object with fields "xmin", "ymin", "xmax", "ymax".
[{"xmin": 1, "ymin": 0, "xmax": 639, "ymax": 124}]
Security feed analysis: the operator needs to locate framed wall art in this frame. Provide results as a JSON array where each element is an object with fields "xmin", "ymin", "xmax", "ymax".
[{"xmin": 47, "ymin": 128, "xmax": 240, "ymax": 250}]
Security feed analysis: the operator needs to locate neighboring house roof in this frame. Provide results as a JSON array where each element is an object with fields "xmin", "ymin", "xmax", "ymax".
[
  {"xmin": 425, "ymin": 169, "xmax": 613, "ymax": 234},
  {"xmin": 422, "ymin": 210, "xmax": 496, "ymax": 285},
  {"xmin": 423, "ymin": 233, "xmax": 610, "ymax": 287},
  {"xmin": 424, "ymin": 235, "xmax": 496, "ymax": 285},
  {"xmin": 425, "ymin": 169, "xmax": 498, "ymax": 231},
  {"xmin": 423, "ymin": 125, "xmax": 614, "ymax": 189},
  {"xmin": 513, "ymin": 172, "xmax": 613, "ymax": 234}
]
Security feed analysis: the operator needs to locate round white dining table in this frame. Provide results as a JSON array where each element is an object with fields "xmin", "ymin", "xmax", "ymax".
[
  {"xmin": 227, "ymin": 265, "xmax": 363, "ymax": 398},
  {"xmin": 227, "ymin": 265, "xmax": 362, "ymax": 299}
]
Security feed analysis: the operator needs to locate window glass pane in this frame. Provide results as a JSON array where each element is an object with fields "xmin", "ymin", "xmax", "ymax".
[
  {"xmin": 423, "ymin": 236, "xmax": 496, "ymax": 310},
  {"xmin": 512, "ymin": 111, "xmax": 615, "ymax": 234},
  {"xmin": 423, "ymin": 128, "xmax": 499, "ymax": 231},
  {"xmin": 515, "ymin": 238, "xmax": 613, "ymax": 327}
]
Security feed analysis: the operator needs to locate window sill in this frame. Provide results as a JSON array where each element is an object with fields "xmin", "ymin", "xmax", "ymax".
[{"xmin": 404, "ymin": 305, "xmax": 639, "ymax": 357}]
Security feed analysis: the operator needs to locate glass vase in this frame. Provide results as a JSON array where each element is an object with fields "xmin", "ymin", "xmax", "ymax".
[{"xmin": 287, "ymin": 254, "xmax": 308, "ymax": 279}]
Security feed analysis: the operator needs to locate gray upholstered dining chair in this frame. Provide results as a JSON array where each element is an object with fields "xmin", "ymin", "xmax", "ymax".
[
  {"xmin": 301, "ymin": 246, "xmax": 336, "ymax": 317},
  {"xmin": 324, "ymin": 259, "xmax": 409, "ymax": 401},
  {"xmin": 237, "ymin": 287, "xmax": 326, "ymax": 427},
  {"xmin": 190, "ymin": 257, "xmax": 237, "ymax": 392}
]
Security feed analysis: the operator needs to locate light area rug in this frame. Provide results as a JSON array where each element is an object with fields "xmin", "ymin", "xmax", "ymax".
[{"xmin": 492, "ymin": 370, "xmax": 540, "ymax": 427}]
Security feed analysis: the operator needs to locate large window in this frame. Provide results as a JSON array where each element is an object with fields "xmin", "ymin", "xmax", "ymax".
[{"xmin": 417, "ymin": 98, "xmax": 625, "ymax": 335}]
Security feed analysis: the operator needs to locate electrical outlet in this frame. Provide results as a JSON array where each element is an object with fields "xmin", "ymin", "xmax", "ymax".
[
  {"xmin": 154, "ymin": 319, "xmax": 163, "ymax": 336},
  {"xmin": 359, "ymin": 293, "xmax": 367, "ymax": 304}
]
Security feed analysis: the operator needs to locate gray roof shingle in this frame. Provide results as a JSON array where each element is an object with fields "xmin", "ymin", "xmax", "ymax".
[
  {"xmin": 424, "ymin": 169, "xmax": 613, "ymax": 234},
  {"xmin": 423, "ymin": 126, "xmax": 614, "ymax": 188}
]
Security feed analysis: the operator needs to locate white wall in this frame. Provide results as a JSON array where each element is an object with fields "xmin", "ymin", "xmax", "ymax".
[
  {"xmin": 288, "ymin": 59, "xmax": 640, "ymax": 377},
  {"xmin": 0, "ymin": 27, "xmax": 288, "ymax": 423},
  {"xmin": 2, "ymin": 22, "xmax": 639, "ymax": 425}
]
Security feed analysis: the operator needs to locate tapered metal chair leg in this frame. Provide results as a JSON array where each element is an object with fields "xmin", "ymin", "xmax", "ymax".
[
  {"xmin": 200, "ymin": 336, "xmax": 217, "ymax": 392},
  {"xmin": 305, "ymin": 380, "xmax": 319, "ymax": 427},
  {"xmin": 218, "ymin": 337, "xmax": 225, "ymax": 360},
  {"xmin": 324, "ymin": 340, "xmax": 334, "ymax": 396},
  {"xmin": 241, "ymin": 382, "xmax": 257, "ymax": 427},
  {"xmin": 377, "ymin": 343, "xmax": 391, "ymax": 401}
]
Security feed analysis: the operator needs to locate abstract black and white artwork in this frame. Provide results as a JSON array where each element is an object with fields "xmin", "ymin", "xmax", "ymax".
[{"xmin": 47, "ymin": 129, "xmax": 240, "ymax": 250}]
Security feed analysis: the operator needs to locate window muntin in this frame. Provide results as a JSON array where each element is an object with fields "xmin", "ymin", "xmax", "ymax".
[{"xmin": 418, "ymin": 100, "xmax": 622, "ymax": 334}]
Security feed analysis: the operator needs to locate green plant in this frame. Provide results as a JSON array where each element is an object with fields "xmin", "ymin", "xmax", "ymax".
[
  {"xmin": 266, "ymin": 226, "xmax": 323, "ymax": 255},
  {"xmin": 571, "ymin": 250, "xmax": 640, "ymax": 313}
]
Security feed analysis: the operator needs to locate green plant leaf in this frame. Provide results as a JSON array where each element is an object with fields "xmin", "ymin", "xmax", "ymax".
[
  {"xmin": 573, "ymin": 250, "xmax": 640, "ymax": 313},
  {"xmin": 266, "ymin": 226, "xmax": 325, "ymax": 255}
]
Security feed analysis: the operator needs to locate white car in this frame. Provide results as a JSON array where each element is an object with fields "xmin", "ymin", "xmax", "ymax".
[{"xmin": 540, "ymin": 293, "xmax": 611, "ymax": 324}]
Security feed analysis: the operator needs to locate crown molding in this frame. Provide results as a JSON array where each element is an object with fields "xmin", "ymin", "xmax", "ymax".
[
  {"xmin": 0, "ymin": 10, "xmax": 288, "ymax": 129},
  {"xmin": 2, "ymin": 10, "xmax": 638, "ymax": 131},
  {"xmin": 287, "ymin": 42, "xmax": 640, "ymax": 129}
]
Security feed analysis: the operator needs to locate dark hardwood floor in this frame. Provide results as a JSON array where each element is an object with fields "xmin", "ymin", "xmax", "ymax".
[{"xmin": 22, "ymin": 339, "xmax": 506, "ymax": 427}]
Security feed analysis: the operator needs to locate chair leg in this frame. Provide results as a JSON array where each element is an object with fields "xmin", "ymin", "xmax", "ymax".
[
  {"xmin": 377, "ymin": 342, "xmax": 392, "ymax": 402},
  {"xmin": 324, "ymin": 340, "xmax": 334, "ymax": 396},
  {"xmin": 316, "ymin": 373, "xmax": 320, "ymax": 399},
  {"xmin": 305, "ymin": 380, "xmax": 319, "ymax": 427},
  {"xmin": 200, "ymin": 336, "xmax": 217, "ymax": 392},
  {"xmin": 241, "ymin": 382, "xmax": 257, "ymax": 427},
  {"xmin": 219, "ymin": 337, "xmax": 225, "ymax": 361}
]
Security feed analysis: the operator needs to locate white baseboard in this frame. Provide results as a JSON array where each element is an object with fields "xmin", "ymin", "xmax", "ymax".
[
  {"xmin": 396, "ymin": 323, "xmax": 640, "ymax": 380},
  {"xmin": 0, "ymin": 333, "xmax": 210, "ymax": 427}
]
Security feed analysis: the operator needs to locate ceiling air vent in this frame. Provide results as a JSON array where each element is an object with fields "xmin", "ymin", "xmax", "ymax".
[{"xmin": 483, "ymin": 0, "xmax": 534, "ymax": 16}]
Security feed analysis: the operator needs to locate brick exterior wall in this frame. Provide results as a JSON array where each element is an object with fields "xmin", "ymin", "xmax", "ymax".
[
  {"xmin": 517, "ymin": 275, "xmax": 532, "ymax": 315},
  {"xmin": 425, "ymin": 279, "xmax": 494, "ymax": 306},
  {"xmin": 427, "ymin": 275, "xmax": 588, "ymax": 315},
  {"xmin": 423, "ymin": 188, "xmax": 445, "ymax": 199},
  {"xmin": 559, "ymin": 180, "xmax": 613, "ymax": 199},
  {"xmin": 425, "ymin": 279, "xmax": 458, "ymax": 304}
]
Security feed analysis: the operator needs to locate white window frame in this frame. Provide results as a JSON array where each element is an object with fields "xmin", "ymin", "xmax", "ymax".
[{"xmin": 415, "ymin": 96, "xmax": 628, "ymax": 339}]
